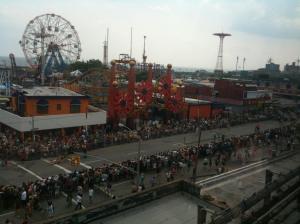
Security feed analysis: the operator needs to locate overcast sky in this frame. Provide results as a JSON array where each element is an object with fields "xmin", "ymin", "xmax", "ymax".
[{"xmin": 1, "ymin": 0, "xmax": 300, "ymax": 71}]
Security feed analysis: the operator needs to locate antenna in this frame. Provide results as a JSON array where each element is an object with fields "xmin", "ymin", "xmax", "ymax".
[
  {"xmin": 103, "ymin": 28, "xmax": 109, "ymax": 66},
  {"xmin": 235, "ymin": 56, "xmax": 239, "ymax": 75},
  {"xmin": 268, "ymin": 57, "xmax": 272, "ymax": 64},
  {"xmin": 243, "ymin": 57, "xmax": 246, "ymax": 71},
  {"xmin": 106, "ymin": 28, "xmax": 109, "ymax": 62},
  {"xmin": 130, "ymin": 27, "xmax": 133, "ymax": 59},
  {"xmin": 143, "ymin": 35, "xmax": 147, "ymax": 64}
]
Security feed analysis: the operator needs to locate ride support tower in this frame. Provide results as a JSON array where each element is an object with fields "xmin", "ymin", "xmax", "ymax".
[{"xmin": 213, "ymin": 32, "xmax": 231, "ymax": 75}]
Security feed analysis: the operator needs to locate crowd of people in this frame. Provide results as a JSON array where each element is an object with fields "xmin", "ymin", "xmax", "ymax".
[
  {"xmin": 0, "ymin": 107, "xmax": 295, "ymax": 162},
  {"xmin": 0, "ymin": 106, "xmax": 297, "ymax": 222},
  {"xmin": 0, "ymin": 121, "xmax": 297, "ymax": 219}
]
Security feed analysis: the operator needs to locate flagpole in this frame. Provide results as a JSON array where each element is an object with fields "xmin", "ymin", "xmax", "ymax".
[{"xmin": 85, "ymin": 109, "xmax": 88, "ymax": 136}]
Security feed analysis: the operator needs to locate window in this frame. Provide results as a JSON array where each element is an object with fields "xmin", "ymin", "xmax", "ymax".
[
  {"xmin": 36, "ymin": 99, "xmax": 48, "ymax": 114},
  {"xmin": 18, "ymin": 95, "xmax": 26, "ymax": 116},
  {"xmin": 57, "ymin": 104, "xmax": 61, "ymax": 111},
  {"xmin": 70, "ymin": 98, "xmax": 81, "ymax": 113}
]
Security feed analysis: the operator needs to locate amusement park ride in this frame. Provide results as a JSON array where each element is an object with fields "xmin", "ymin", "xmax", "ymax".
[
  {"xmin": 12, "ymin": 13, "xmax": 185, "ymax": 123},
  {"xmin": 19, "ymin": 13, "xmax": 81, "ymax": 85},
  {"xmin": 0, "ymin": 53, "xmax": 15, "ymax": 98},
  {"xmin": 107, "ymin": 59, "xmax": 185, "ymax": 125}
]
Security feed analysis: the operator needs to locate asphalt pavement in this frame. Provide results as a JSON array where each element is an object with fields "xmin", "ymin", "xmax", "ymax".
[{"xmin": 0, "ymin": 120, "xmax": 288, "ymax": 187}]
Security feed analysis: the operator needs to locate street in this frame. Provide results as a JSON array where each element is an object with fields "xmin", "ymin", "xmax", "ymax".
[
  {"xmin": 0, "ymin": 120, "xmax": 288, "ymax": 187},
  {"xmin": 0, "ymin": 119, "xmax": 292, "ymax": 223}
]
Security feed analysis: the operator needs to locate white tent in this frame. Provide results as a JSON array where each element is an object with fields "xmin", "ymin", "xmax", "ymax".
[{"xmin": 70, "ymin": 70, "xmax": 82, "ymax": 77}]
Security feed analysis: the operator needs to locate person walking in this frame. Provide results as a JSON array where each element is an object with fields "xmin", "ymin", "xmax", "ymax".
[
  {"xmin": 166, "ymin": 171, "xmax": 171, "ymax": 182},
  {"xmin": 20, "ymin": 188, "xmax": 27, "ymax": 208},
  {"xmin": 88, "ymin": 187, "xmax": 94, "ymax": 204},
  {"xmin": 47, "ymin": 200, "xmax": 54, "ymax": 217},
  {"xmin": 66, "ymin": 190, "xmax": 72, "ymax": 208},
  {"xmin": 77, "ymin": 185, "xmax": 83, "ymax": 197},
  {"xmin": 75, "ymin": 193, "xmax": 82, "ymax": 210},
  {"xmin": 140, "ymin": 173, "xmax": 145, "ymax": 186},
  {"xmin": 150, "ymin": 176, "xmax": 156, "ymax": 187}
]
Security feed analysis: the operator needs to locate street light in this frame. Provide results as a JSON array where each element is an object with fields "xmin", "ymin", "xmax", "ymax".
[
  {"xmin": 118, "ymin": 123, "xmax": 142, "ymax": 186},
  {"xmin": 192, "ymin": 126, "xmax": 201, "ymax": 183}
]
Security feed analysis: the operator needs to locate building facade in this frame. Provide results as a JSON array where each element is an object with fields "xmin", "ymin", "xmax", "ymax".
[{"xmin": 11, "ymin": 86, "xmax": 89, "ymax": 116}]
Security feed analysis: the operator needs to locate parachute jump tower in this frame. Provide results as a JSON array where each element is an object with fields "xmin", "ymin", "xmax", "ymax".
[{"xmin": 213, "ymin": 32, "xmax": 231, "ymax": 75}]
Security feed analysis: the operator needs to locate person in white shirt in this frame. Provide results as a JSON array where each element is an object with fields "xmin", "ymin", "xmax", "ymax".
[
  {"xmin": 75, "ymin": 194, "xmax": 82, "ymax": 210},
  {"xmin": 21, "ymin": 190, "xmax": 27, "ymax": 207},
  {"xmin": 88, "ymin": 188, "xmax": 94, "ymax": 204}
]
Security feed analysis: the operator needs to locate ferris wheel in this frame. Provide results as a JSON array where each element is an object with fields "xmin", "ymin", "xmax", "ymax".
[{"xmin": 19, "ymin": 13, "xmax": 81, "ymax": 75}]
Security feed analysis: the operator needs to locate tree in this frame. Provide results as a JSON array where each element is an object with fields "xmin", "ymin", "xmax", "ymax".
[
  {"xmin": 136, "ymin": 71, "xmax": 148, "ymax": 82},
  {"xmin": 69, "ymin": 59, "xmax": 103, "ymax": 72}
]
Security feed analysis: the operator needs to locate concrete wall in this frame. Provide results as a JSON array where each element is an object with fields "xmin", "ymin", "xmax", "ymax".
[
  {"xmin": 0, "ymin": 108, "xmax": 106, "ymax": 132},
  {"xmin": 37, "ymin": 180, "xmax": 202, "ymax": 224}
]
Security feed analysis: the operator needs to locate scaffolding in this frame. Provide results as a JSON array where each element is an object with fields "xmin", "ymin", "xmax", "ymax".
[{"xmin": 0, "ymin": 68, "xmax": 11, "ymax": 97}]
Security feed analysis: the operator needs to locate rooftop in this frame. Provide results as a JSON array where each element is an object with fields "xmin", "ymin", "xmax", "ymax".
[
  {"xmin": 97, "ymin": 193, "xmax": 210, "ymax": 224},
  {"xmin": 19, "ymin": 86, "xmax": 85, "ymax": 97},
  {"xmin": 184, "ymin": 97, "xmax": 211, "ymax": 105},
  {"xmin": 199, "ymin": 80, "xmax": 215, "ymax": 88}
]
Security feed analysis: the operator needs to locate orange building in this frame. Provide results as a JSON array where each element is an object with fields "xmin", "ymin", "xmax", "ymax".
[
  {"xmin": 184, "ymin": 98, "xmax": 212, "ymax": 120},
  {"xmin": 12, "ymin": 86, "xmax": 89, "ymax": 117}
]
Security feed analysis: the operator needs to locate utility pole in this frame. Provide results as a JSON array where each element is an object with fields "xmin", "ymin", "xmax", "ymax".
[
  {"xmin": 236, "ymin": 56, "xmax": 239, "ymax": 75},
  {"xmin": 118, "ymin": 123, "xmax": 141, "ymax": 186},
  {"xmin": 85, "ymin": 109, "xmax": 88, "ymax": 135},
  {"xmin": 103, "ymin": 28, "xmax": 109, "ymax": 67},
  {"xmin": 31, "ymin": 116, "xmax": 35, "ymax": 142},
  {"xmin": 142, "ymin": 35, "xmax": 147, "ymax": 64},
  {"xmin": 137, "ymin": 137, "xmax": 141, "ymax": 185},
  {"xmin": 193, "ymin": 126, "xmax": 201, "ymax": 182},
  {"xmin": 130, "ymin": 27, "xmax": 133, "ymax": 59}
]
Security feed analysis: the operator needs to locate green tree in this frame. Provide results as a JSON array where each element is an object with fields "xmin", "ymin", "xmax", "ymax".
[
  {"xmin": 69, "ymin": 59, "xmax": 103, "ymax": 72},
  {"xmin": 136, "ymin": 71, "xmax": 148, "ymax": 82}
]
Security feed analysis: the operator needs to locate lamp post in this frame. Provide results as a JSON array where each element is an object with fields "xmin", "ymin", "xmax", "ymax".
[
  {"xmin": 85, "ymin": 108, "xmax": 88, "ymax": 136},
  {"xmin": 192, "ymin": 97, "xmax": 202, "ymax": 182},
  {"xmin": 31, "ymin": 116, "xmax": 35, "ymax": 142},
  {"xmin": 118, "ymin": 123, "xmax": 141, "ymax": 186},
  {"xmin": 192, "ymin": 126, "xmax": 201, "ymax": 183}
]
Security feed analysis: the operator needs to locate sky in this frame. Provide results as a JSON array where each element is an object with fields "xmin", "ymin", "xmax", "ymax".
[{"xmin": 1, "ymin": 0, "xmax": 300, "ymax": 71}]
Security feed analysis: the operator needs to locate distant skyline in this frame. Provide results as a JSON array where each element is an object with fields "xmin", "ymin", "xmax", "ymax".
[{"xmin": 1, "ymin": 0, "xmax": 300, "ymax": 71}]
